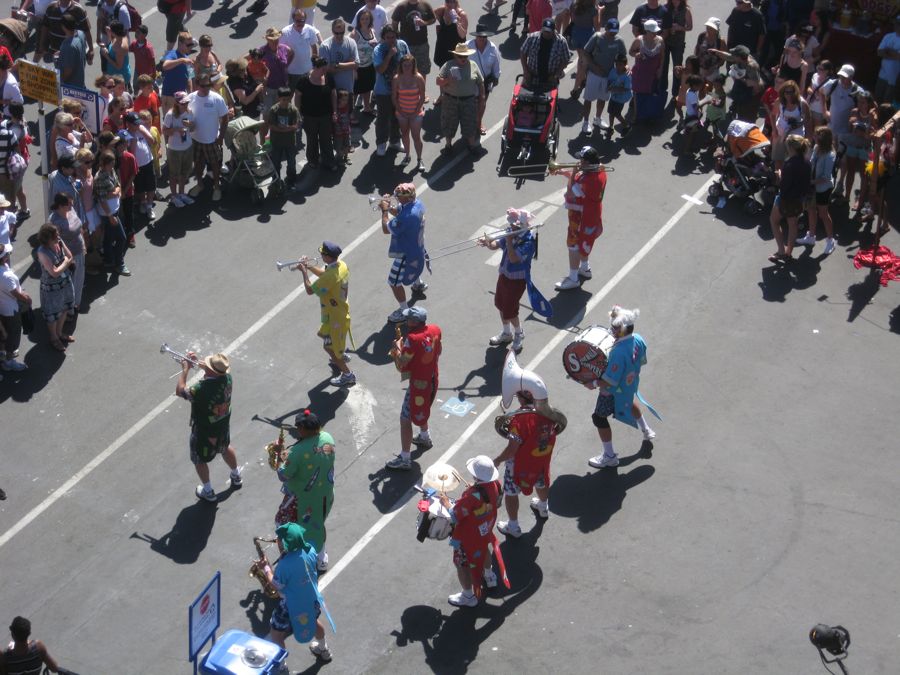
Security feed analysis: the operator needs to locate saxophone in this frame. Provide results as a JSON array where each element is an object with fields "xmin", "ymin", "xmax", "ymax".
[
  {"xmin": 265, "ymin": 427, "xmax": 286, "ymax": 471},
  {"xmin": 248, "ymin": 536, "xmax": 280, "ymax": 599}
]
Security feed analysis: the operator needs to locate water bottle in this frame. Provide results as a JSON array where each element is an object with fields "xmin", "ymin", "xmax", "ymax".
[{"xmin": 450, "ymin": 9, "xmax": 458, "ymax": 23}]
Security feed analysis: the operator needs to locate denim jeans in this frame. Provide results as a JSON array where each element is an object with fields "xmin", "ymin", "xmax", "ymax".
[
  {"xmin": 374, "ymin": 93, "xmax": 399, "ymax": 146},
  {"xmin": 270, "ymin": 144, "xmax": 298, "ymax": 180},
  {"xmin": 102, "ymin": 214, "xmax": 126, "ymax": 269}
]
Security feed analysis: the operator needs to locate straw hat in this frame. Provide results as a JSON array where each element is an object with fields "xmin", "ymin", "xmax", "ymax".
[
  {"xmin": 203, "ymin": 353, "xmax": 230, "ymax": 375},
  {"xmin": 449, "ymin": 42, "xmax": 475, "ymax": 57},
  {"xmin": 265, "ymin": 26, "xmax": 282, "ymax": 40}
]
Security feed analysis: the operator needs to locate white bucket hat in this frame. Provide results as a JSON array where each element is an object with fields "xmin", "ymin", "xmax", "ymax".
[{"xmin": 466, "ymin": 455, "xmax": 500, "ymax": 483}]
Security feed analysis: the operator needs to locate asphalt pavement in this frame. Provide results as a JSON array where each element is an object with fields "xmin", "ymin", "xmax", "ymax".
[{"xmin": 1, "ymin": 0, "xmax": 899, "ymax": 673}]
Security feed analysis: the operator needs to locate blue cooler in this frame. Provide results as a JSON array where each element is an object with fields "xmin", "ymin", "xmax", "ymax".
[{"xmin": 200, "ymin": 629, "xmax": 288, "ymax": 675}]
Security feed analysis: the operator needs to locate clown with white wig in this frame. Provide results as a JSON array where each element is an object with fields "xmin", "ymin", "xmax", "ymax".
[{"xmin": 582, "ymin": 305, "xmax": 659, "ymax": 469}]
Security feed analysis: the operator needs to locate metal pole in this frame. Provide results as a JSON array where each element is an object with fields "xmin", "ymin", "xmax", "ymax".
[{"xmin": 38, "ymin": 100, "xmax": 49, "ymax": 223}]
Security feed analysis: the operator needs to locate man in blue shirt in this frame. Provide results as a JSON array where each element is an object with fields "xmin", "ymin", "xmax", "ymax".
[
  {"xmin": 582, "ymin": 306, "xmax": 657, "ymax": 469},
  {"xmin": 58, "ymin": 14, "xmax": 88, "ymax": 87},
  {"xmin": 372, "ymin": 25, "xmax": 409, "ymax": 156},
  {"xmin": 161, "ymin": 31, "xmax": 195, "ymax": 113},
  {"xmin": 378, "ymin": 182, "xmax": 428, "ymax": 323}
]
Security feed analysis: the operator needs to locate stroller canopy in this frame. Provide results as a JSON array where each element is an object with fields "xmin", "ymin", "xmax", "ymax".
[{"xmin": 226, "ymin": 116, "xmax": 266, "ymax": 159}]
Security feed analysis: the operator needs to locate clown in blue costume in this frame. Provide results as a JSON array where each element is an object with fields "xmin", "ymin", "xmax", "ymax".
[
  {"xmin": 478, "ymin": 207, "xmax": 552, "ymax": 353},
  {"xmin": 265, "ymin": 522, "xmax": 336, "ymax": 664},
  {"xmin": 583, "ymin": 306, "xmax": 660, "ymax": 469}
]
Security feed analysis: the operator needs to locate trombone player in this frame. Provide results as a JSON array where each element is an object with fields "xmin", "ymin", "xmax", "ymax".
[
  {"xmin": 555, "ymin": 145, "xmax": 607, "ymax": 291},
  {"xmin": 477, "ymin": 207, "xmax": 552, "ymax": 353},
  {"xmin": 175, "ymin": 351, "xmax": 243, "ymax": 503},
  {"xmin": 295, "ymin": 241, "xmax": 356, "ymax": 388}
]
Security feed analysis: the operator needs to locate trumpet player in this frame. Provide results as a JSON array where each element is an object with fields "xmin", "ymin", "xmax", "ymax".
[
  {"xmin": 295, "ymin": 241, "xmax": 356, "ymax": 388},
  {"xmin": 555, "ymin": 145, "xmax": 606, "ymax": 291},
  {"xmin": 379, "ymin": 182, "xmax": 429, "ymax": 324},
  {"xmin": 582, "ymin": 306, "xmax": 657, "ymax": 469},
  {"xmin": 478, "ymin": 208, "xmax": 552, "ymax": 353},
  {"xmin": 273, "ymin": 409, "xmax": 335, "ymax": 572},
  {"xmin": 175, "ymin": 352, "xmax": 243, "ymax": 503},
  {"xmin": 385, "ymin": 306, "xmax": 442, "ymax": 471},
  {"xmin": 493, "ymin": 352, "xmax": 565, "ymax": 538}
]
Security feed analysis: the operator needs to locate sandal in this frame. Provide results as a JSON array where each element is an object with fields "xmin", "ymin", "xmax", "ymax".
[
  {"xmin": 62, "ymin": 335, "xmax": 75, "ymax": 343},
  {"xmin": 768, "ymin": 252, "xmax": 790, "ymax": 263},
  {"xmin": 50, "ymin": 339, "xmax": 66, "ymax": 352},
  {"xmin": 480, "ymin": 126, "xmax": 487, "ymax": 135}
]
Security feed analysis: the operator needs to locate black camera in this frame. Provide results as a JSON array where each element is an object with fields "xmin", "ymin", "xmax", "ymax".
[{"xmin": 809, "ymin": 623, "xmax": 850, "ymax": 662}]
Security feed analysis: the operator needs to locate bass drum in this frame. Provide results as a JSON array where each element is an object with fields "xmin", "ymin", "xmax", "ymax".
[{"xmin": 562, "ymin": 325, "xmax": 616, "ymax": 385}]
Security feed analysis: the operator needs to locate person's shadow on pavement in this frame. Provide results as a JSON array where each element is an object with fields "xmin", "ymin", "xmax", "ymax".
[{"xmin": 130, "ymin": 495, "xmax": 228, "ymax": 564}]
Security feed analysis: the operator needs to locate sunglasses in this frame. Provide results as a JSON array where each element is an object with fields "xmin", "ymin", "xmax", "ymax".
[{"xmin": 334, "ymin": 30, "xmax": 345, "ymax": 35}]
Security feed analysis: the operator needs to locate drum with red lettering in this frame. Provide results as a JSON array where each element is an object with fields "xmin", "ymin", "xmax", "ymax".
[{"xmin": 562, "ymin": 325, "xmax": 616, "ymax": 385}]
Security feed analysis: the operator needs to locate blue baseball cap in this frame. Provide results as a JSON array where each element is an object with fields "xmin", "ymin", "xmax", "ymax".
[
  {"xmin": 116, "ymin": 129, "xmax": 133, "ymax": 142},
  {"xmin": 319, "ymin": 240, "xmax": 342, "ymax": 257},
  {"xmin": 402, "ymin": 306, "xmax": 427, "ymax": 322},
  {"xmin": 606, "ymin": 18, "xmax": 619, "ymax": 32}
]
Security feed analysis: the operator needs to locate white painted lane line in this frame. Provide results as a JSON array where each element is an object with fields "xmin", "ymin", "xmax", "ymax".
[
  {"xmin": 682, "ymin": 194, "xmax": 704, "ymax": 205},
  {"xmin": 0, "ymin": 112, "xmax": 510, "ymax": 551},
  {"xmin": 320, "ymin": 174, "xmax": 717, "ymax": 590}
]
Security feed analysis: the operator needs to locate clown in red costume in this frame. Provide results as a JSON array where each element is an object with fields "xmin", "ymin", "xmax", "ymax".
[
  {"xmin": 493, "ymin": 351, "xmax": 566, "ymax": 538},
  {"xmin": 385, "ymin": 305, "xmax": 443, "ymax": 471},
  {"xmin": 439, "ymin": 455, "xmax": 510, "ymax": 607},
  {"xmin": 556, "ymin": 145, "xmax": 607, "ymax": 291}
]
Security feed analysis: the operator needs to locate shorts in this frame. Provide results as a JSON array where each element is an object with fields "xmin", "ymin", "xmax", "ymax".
[
  {"xmin": 593, "ymin": 390, "xmax": 615, "ymax": 417},
  {"xmin": 189, "ymin": 427, "xmax": 230, "ymax": 464},
  {"xmin": 319, "ymin": 326, "xmax": 348, "ymax": 359},
  {"xmin": 387, "ymin": 255, "xmax": 425, "ymax": 287},
  {"xmin": 570, "ymin": 26, "xmax": 593, "ymax": 51},
  {"xmin": 409, "ymin": 43, "xmax": 431, "ymax": 75},
  {"xmin": 503, "ymin": 458, "xmax": 548, "ymax": 496},
  {"xmin": 814, "ymin": 188, "xmax": 833, "ymax": 206},
  {"xmin": 774, "ymin": 194, "xmax": 804, "ymax": 218},
  {"xmin": 494, "ymin": 274, "xmax": 526, "ymax": 320},
  {"xmin": 452, "ymin": 546, "xmax": 470, "ymax": 568},
  {"xmin": 607, "ymin": 99, "xmax": 626, "ymax": 117},
  {"xmin": 400, "ymin": 388, "xmax": 411, "ymax": 420},
  {"xmin": 566, "ymin": 209, "xmax": 602, "ymax": 257},
  {"xmin": 843, "ymin": 142, "xmax": 869, "ymax": 161},
  {"xmin": 193, "ymin": 141, "xmax": 223, "ymax": 172},
  {"xmin": 584, "ymin": 72, "xmax": 610, "ymax": 102},
  {"xmin": 166, "ymin": 146, "xmax": 193, "ymax": 179},
  {"xmin": 270, "ymin": 597, "xmax": 321, "ymax": 634},
  {"xmin": 440, "ymin": 94, "xmax": 477, "ymax": 140},
  {"xmin": 134, "ymin": 162, "xmax": 156, "ymax": 193}
]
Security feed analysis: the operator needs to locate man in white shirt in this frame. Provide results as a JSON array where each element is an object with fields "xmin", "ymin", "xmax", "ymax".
[
  {"xmin": 281, "ymin": 8, "xmax": 322, "ymax": 88},
  {"xmin": 352, "ymin": 0, "xmax": 389, "ymax": 38},
  {"xmin": 467, "ymin": 24, "xmax": 501, "ymax": 135},
  {"xmin": 187, "ymin": 75, "xmax": 229, "ymax": 202},
  {"xmin": 0, "ymin": 243, "xmax": 30, "ymax": 373},
  {"xmin": 875, "ymin": 16, "xmax": 900, "ymax": 105}
]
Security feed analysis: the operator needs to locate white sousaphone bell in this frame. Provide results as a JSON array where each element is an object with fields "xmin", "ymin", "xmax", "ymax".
[{"xmin": 495, "ymin": 350, "xmax": 567, "ymax": 437}]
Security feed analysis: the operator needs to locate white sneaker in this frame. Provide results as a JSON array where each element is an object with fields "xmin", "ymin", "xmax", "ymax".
[
  {"xmin": 308, "ymin": 640, "xmax": 332, "ymax": 662},
  {"xmin": 448, "ymin": 591, "xmax": 478, "ymax": 607},
  {"xmin": 529, "ymin": 497, "xmax": 549, "ymax": 519},
  {"xmin": 795, "ymin": 233, "xmax": 816, "ymax": 246},
  {"xmin": 1, "ymin": 359, "xmax": 26, "ymax": 371},
  {"xmin": 581, "ymin": 120, "xmax": 590, "ymax": 134},
  {"xmin": 329, "ymin": 372, "xmax": 357, "ymax": 387},
  {"xmin": 317, "ymin": 551, "xmax": 329, "ymax": 572},
  {"xmin": 497, "ymin": 520, "xmax": 522, "ymax": 538},
  {"xmin": 578, "ymin": 266, "xmax": 592, "ymax": 279},
  {"xmin": 179, "ymin": 193, "xmax": 195, "ymax": 205},
  {"xmin": 592, "ymin": 117, "xmax": 604, "ymax": 128},
  {"xmin": 387, "ymin": 308, "xmax": 405, "ymax": 323},
  {"xmin": 489, "ymin": 332, "xmax": 513, "ymax": 346},
  {"xmin": 411, "ymin": 433, "xmax": 433, "ymax": 449},
  {"xmin": 385, "ymin": 454, "xmax": 412, "ymax": 470},
  {"xmin": 483, "ymin": 568, "xmax": 498, "ymax": 588},
  {"xmin": 588, "ymin": 454, "xmax": 619, "ymax": 468},
  {"xmin": 146, "ymin": 207, "xmax": 157, "ymax": 220},
  {"xmin": 555, "ymin": 276, "xmax": 580, "ymax": 291},
  {"xmin": 376, "ymin": 143, "xmax": 387, "ymax": 156},
  {"xmin": 511, "ymin": 331, "xmax": 524, "ymax": 352},
  {"xmin": 823, "ymin": 238, "xmax": 836, "ymax": 255},
  {"xmin": 195, "ymin": 485, "xmax": 217, "ymax": 502},
  {"xmin": 642, "ymin": 427, "xmax": 656, "ymax": 441},
  {"xmin": 411, "ymin": 279, "xmax": 428, "ymax": 292}
]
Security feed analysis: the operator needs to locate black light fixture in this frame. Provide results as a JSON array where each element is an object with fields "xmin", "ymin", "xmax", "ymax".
[{"xmin": 810, "ymin": 624, "xmax": 851, "ymax": 673}]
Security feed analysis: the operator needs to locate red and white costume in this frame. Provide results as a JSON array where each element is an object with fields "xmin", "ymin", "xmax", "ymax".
[
  {"xmin": 565, "ymin": 168, "xmax": 607, "ymax": 258},
  {"xmin": 398, "ymin": 323, "xmax": 442, "ymax": 426},
  {"xmin": 449, "ymin": 479, "xmax": 510, "ymax": 598},
  {"xmin": 505, "ymin": 409, "xmax": 558, "ymax": 495}
]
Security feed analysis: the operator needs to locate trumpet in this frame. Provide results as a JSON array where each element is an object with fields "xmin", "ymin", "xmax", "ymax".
[
  {"xmin": 160, "ymin": 343, "xmax": 201, "ymax": 366},
  {"xmin": 507, "ymin": 158, "xmax": 613, "ymax": 178},
  {"xmin": 276, "ymin": 256, "xmax": 319, "ymax": 271},
  {"xmin": 368, "ymin": 191, "xmax": 399, "ymax": 211},
  {"xmin": 429, "ymin": 222, "xmax": 544, "ymax": 261},
  {"xmin": 248, "ymin": 536, "xmax": 280, "ymax": 599}
]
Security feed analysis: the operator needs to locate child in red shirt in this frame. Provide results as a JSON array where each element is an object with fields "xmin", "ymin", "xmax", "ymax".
[
  {"xmin": 129, "ymin": 25, "xmax": 157, "ymax": 90},
  {"xmin": 132, "ymin": 74, "xmax": 161, "ymax": 132}
]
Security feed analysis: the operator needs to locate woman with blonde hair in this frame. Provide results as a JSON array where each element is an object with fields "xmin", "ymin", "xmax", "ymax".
[
  {"xmin": 392, "ymin": 54, "xmax": 426, "ymax": 172},
  {"xmin": 768, "ymin": 134, "xmax": 811, "ymax": 263},
  {"xmin": 771, "ymin": 79, "xmax": 811, "ymax": 170}
]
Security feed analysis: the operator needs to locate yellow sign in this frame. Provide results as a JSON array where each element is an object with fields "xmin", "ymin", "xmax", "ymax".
[{"xmin": 16, "ymin": 60, "xmax": 59, "ymax": 105}]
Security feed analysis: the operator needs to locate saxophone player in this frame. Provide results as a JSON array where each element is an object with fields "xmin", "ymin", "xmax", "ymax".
[{"xmin": 493, "ymin": 351, "xmax": 565, "ymax": 539}]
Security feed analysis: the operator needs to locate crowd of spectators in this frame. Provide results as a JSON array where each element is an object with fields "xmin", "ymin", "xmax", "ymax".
[{"xmin": 0, "ymin": 0, "xmax": 898, "ymax": 375}]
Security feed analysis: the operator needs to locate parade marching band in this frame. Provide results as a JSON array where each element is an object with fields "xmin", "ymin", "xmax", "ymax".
[{"xmin": 161, "ymin": 149, "xmax": 660, "ymax": 668}]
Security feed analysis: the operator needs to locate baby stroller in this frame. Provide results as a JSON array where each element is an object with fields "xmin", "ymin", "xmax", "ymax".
[
  {"xmin": 708, "ymin": 119, "xmax": 776, "ymax": 215},
  {"xmin": 498, "ymin": 75, "xmax": 560, "ymax": 180},
  {"xmin": 224, "ymin": 117, "xmax": 281, "ymax": 204}
]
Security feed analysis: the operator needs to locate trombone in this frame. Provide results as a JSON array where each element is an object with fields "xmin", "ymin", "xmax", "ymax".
[
  {"xmin": 160, "ymin": 342, "xmax": 201, "ymax": 366},
  {"xmin": 506, "ymin": 158, "xmax": 613, "ymax": 178},
  {"xmin": 275, "ymin": 256, "xmax": 319, "ymax": 271},
  {"xmin": 429, "ymin": 222, "xmax": 544, "ymax": 261}
]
